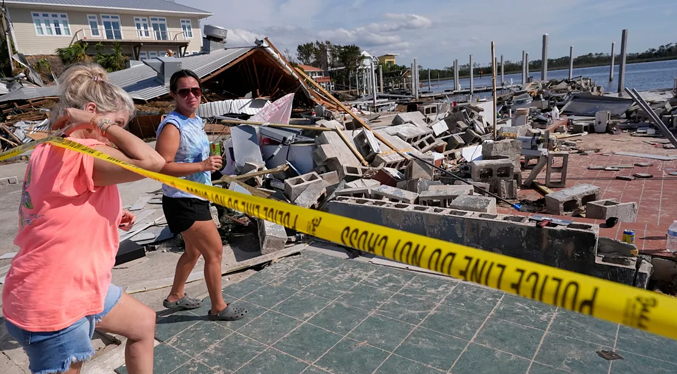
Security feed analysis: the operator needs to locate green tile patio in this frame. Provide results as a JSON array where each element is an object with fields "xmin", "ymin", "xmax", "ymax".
[{"xmin": 116, "ymin": 249, "xmax": 677, "ymax": 374}]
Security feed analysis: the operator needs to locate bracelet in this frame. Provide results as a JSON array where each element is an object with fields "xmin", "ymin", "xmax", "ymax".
[{"xmin": 93, "ymin": 118, "xmax": 115, "ymax": 136}]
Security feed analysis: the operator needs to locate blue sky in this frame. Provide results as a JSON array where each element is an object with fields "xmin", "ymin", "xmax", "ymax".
[{"xmin": 178, "ymin": 0, "xmax": 676, "ymax": 68}]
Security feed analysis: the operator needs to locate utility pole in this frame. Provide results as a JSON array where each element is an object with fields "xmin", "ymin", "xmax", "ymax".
[
  {"xmin": 491, "ymin": 42, "xmax": 497, "ymax": 141},
  {"xmin": 454, "ymin": 59, "xmax": 459, "ymax": 91},
  {"xmin": 521, "ymin": 50, "xmax": 526, "ymax": 84}
]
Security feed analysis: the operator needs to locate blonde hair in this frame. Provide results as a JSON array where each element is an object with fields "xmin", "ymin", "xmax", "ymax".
[{"xmin": 51, "ymin": 64, "xmax": 135, "ymax": 127}]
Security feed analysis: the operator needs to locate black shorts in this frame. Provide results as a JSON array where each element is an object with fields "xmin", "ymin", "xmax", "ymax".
[{"xmin": 162, "ymin": 196, "xmax": 212, "ymax": 234}]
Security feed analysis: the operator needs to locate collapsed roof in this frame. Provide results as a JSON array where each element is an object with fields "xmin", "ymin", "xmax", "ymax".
[{"xmin": 0, "ymin": 44, "xmax": 316, "ymax": 107}]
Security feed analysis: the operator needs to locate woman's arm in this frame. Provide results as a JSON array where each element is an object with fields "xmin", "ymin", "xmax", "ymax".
[
  {"xmin": 58, "ymin": 109, "xmax": 166, "ymax": 186},
  {"xmin": 155, "ymin": 123, "xmax": 222, "ymax": 178}
]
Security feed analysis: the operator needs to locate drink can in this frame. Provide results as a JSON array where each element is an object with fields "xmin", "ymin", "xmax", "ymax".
[
  {"xmin": 209, "ymin": 142, "xmax": 221, "ymax": 156},
  {"xmin": 622, "ymin": 229, "xmax": 635, "ymax": 244}
]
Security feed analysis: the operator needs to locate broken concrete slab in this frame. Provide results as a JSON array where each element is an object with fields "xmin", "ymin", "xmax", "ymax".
[
  {"xmin": 586, "ymin": 199, "xmax": 638, "ymax": 222},
  {"xmin": 258, "ymin": 219, "xmax": 288, "ymax": 255},
  {"xmin": 450, "ymin": 195, "xmax": 497, "ymax": 213},
  {"xmin": 283, "ymin": 172, "xmax": 323, "ymax": 201},
  {"xmin": 598, "ymin": 236, "xmax": 638, "ymax": 257},
  {"xmin": 346, "ymin": 179, "xmax": 381, "ymax": 189},
  {"xmin": 604, "ymin": 167, "xmax": 621, "ymax": 172},
  {"xmin": 372, "ymin": 185, "xmax": 418, "ymax": 203},
  {"xmin": 634, "ymin": 162, "xmax": 653, "ymax": 167},
  {"xmin": 633, "ymin": 173, "xmax": 653, "ymax": 178},
  {"xmin": 545, "ymin": 184, "xmax": 601, "ymax": 215},
  {"xmin": 588, "ymin": 165, "xmax": 606, "ymax": 170},
  {"xmin": 0, "ymin": 176, "xmax": 18, "ymax": 186},
  {"xmin": 616, "ymin": 175, "xmax": 635, "ymax": 181}
]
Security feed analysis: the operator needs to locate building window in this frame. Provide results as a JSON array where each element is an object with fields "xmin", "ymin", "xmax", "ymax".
[
  {"xmin": 101, "ymin": 14, "xmax": 122, "ymax": 40},
  {"xmin": 31, "ymin": 12, "xmax": 71, "ymax": 36},
  {"xmin": 139, "ymin": 51, "xmax": 148, "ymax": 60},
  {"xmin": 180, "ymin": 19, "xmax": 193, "ymax": 38},
  {"xmin": 149, "ymin": 51, "xmax": 158, "ymax": 58},
  {"xmin": 150, "ymin": 17, "xmax": 168, "ymax": 40},
  {"xmin": 134, "ymin": 17, "xmax": 150, "ymax": 38},
  {"xmin": 87, "ymin": 15, "xmax": 100, "ymax": 37}
]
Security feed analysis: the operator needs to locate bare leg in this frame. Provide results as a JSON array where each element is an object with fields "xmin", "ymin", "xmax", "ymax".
[
  {"xmin": 180, "ymin": 220, "xmax": 227, "ymax": 314},
  {"xmin": 64, "ymin": 361, "xmax": 83, "ymax": 373},
  {"xmin": 166, "ymin": 238, "xmax": 201, "ymax": 303},
  {"xmin": 96, "ymin": 293, "xmax": 155, "ymax": 374}
]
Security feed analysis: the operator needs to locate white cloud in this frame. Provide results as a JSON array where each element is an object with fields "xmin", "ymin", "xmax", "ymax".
[{"xmin": 178, "ymin": 0, "xmax": 665, "ymax": 68}]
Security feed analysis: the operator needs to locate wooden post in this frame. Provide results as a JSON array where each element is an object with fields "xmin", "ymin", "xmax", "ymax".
[
  {"xmin": 569, "ymin": 46, "xmax": 574, "ymax": 80},
  {"xmin": 609, "ymin": 42, "xmax": 615, "ymax": 82},
  {"xmin": 491, "ymin": 42, "xmax": 497, "ymax": 141},
  {"xmin": 618, "ymin": 29, "xmax": 628, "ymax": 96},
  {"xmin": 1, "ymin": 12, "xmax": 14, "ymax": 71}
]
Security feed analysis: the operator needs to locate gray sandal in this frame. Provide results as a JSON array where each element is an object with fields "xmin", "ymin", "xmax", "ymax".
[
  {"xmin": 208, "ymin": 304, "xmax": 248, "ymax": 321},
  {"xmin": 163, "ymin": 294, "xmax": 202, "ymax": 310}
]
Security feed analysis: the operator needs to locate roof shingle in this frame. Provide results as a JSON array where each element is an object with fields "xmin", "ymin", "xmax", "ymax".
[{"xmin": 5, "ymin": 0, "xmax": 211, "ymax": 16}]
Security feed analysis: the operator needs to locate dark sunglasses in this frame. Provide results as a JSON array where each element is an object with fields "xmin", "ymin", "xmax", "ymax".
[{"xmin": 176, "ymin": 87, "xmax": 201, "ymax": 98}]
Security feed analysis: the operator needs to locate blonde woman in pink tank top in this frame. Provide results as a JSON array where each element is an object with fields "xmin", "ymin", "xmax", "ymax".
[{"xmin": 2, "ymin": 64, "xmax": 165, "ymax": 374}]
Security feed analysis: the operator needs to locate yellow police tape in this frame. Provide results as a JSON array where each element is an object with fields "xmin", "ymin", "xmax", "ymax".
[{"xmin": 2, "ymin": 137, "xmax": 677, "ymax": 340}]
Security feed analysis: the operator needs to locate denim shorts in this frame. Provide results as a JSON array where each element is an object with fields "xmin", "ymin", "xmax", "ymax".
[{"xmin": 5, "ymin": 283, "xmax": 123, "ymax": 374}]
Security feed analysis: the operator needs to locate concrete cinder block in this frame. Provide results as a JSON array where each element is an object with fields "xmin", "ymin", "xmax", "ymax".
[
  {"xmin": 405, "ymin": 157, "xmax": 435, "ymax": 180},
  {"xmin": 335, "ymin": 187, "xmax": 372, "ymax": 198},
  {"xmin": 545, "ymin": 151, "xmax": 569, "ymax": 188},
  {"xmin": 340, "ymin": 165, "xmax": 364, "ymax": 182},
  {"xmin": 419, "ymin": 190, "xmax": 467, "ymax": 207},
  {"xmin": 593, "ymin": 255, "xmax": 652, "ymax": 289},
  {"xmin": 470, "ymin": 159, "xmax": 514, "ymax": 183},
  {"xmin": 586, "ymin": 199, "xmax": 638, "ymax": 222},
  {"xmin": 294, "ymin": 182, "xmax": 327, "ymax": 209},
  {"xmin": 545, "ymin": 184, "xmax": 601, "ymax": 215},
  {"xmin": 461, "ymin": 129, "xmax": 482, "ymax": 144},
  {"xmin": 393, "ymin": 111, "xmax": 428, "ymax": 128},
  {"xmin": 428, "ymin": 184, "xmax": 474, "ymax": 196},
  {"xmin": 325, "ymin": 198, "xmax": 619, "ymax": 285},
  {"xmin": 482, "ymin": 139, "xmax": 522, "ymax": 159},
  {"xmin": 353, "ymin": 128, "xmax": 381, "ymax": 162},
  {"xmin": 405, "ymin": 179, "xmax": 443, "ymax": 194},
  {"xmin": 491, "ymin": 179, "xmax": 518, "ymax": 199},
  {"xmin": 258, "ymin": 219, "xmax": 288, "ymax": 255},
  {"xmin": 446, "ymin": 134, "xmax": 466, "ymax": 150},
  {"xmin": 320, "ymin": 171, "xmax": 340, "ymax": 187},
  {"xmin": 453, "ymin": 180, "xmax": 490, "ymax": 196},
  {"xmin": 450, "ymin": 195, "xmax": 497, "ymax": 213},
  {"xmin": 0, "ymin": 176, "xmax": 18, "ymax": 186},
  {"xmin": 372, "ymin": 185, "xmax": 418, "ymax": 203},
  {"xmin": 284, "ymin": 172, "xmax": 323, "ymax": 201}
]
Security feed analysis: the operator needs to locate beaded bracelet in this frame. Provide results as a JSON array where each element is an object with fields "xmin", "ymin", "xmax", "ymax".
[{"xmin": 92, "ymin": 117, "xmax": 115, "ymax": 136}]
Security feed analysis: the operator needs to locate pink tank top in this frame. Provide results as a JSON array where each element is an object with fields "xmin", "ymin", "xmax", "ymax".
[{"xmin": 2, "ymin": 138, "xmax": 122, "ymax": 332}]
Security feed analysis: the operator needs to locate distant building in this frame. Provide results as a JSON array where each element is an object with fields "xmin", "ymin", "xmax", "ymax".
[
  {"xmin": 297, "ymin": 64, "xmax": 332, "ymax": 90},
  {"xmin": 3, "ymin": 0, "xmax": 211, "ymax": 59},
  {"xmin": 378, "ymin": 53, "xmax": 397, "ymax": 67}
]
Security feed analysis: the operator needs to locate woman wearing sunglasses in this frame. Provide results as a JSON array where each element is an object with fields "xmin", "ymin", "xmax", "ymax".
[
  {"xmin": 155, "ymin": 69, "xmax": 247, "ymax": 321},
  {"xmin": 3, "ymin": 64, "xmax": 164, "ymax": 374}
]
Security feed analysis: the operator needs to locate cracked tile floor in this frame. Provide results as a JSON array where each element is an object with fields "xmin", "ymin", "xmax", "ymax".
[{"xmin": 115, "ymin": 250, "xmax": 677, "ymax": 374}]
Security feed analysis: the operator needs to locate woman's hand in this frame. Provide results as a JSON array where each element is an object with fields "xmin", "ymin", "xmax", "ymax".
[
  {"xmin": 201, "ymin": 156, "xmax": 223, "ymax": 172},
  {"xmin": 118, "ymin": 210, "xmax": 136, "ymax": 232}
]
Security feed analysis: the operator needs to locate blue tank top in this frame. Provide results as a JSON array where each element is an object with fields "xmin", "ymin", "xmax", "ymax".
[{"xmin": 156, "ymin": 111, "xmax": 211, "ymax": 199}]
